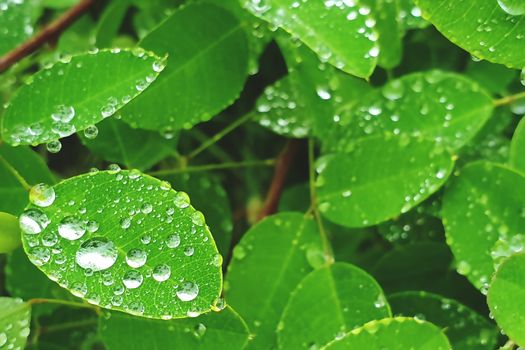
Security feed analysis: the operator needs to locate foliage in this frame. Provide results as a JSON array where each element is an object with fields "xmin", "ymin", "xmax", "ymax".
[{"xmin": 0, "ymin": 0, "xmax": 524, "ymax": 349}]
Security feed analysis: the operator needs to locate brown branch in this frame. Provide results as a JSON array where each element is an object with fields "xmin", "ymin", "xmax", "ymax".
[
  {"xmin": 257, "ymin": 139, "xmax": 301, "ymax": 221},
  {"xmin": 0, "ymin": 0, "xmax": 96, "ymax": 74}
]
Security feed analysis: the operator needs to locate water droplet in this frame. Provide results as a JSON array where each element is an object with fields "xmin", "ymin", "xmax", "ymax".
[
  {"xmin": 19, "ymin": 208, "xmax": 50, "ymax": 234},
  {"xmin": 193, "ymin": 323, "xmax": 206, "ymax": 339},
  {"xmin": 497, "ymin": 0, "xmax": 525, "ymax": 15},
  {"xmin": 176, "ymin": 281, "xmax": 199, "ymax": 301},
  {"xmin": 174, "ymin": 191, "xmax": 190, "ymax": 208},
  {"xmin": 0, "ymin": 332, "xmax": 6, "ymax": 347},
  {"xmin": 28, "ymin": 246, "xmax": 50, "ymax": 266},
  {"xmin": 125, "ymin": 248, "xmax": 147, "ymax": 268},
  {"xmin": 84, "ymin": 125, "xmax": 98, "ymax": 139},
  {"xmin": 122, "ymin": 270, "xmax": 144, "ymax": 289},
  {"xmin": 58, "ymin": 216, "xmax": 86, "ymax": 240},
  {"xmin": 46, "ymin": 140, "xmax": 62, "ymax": 153},
  {"xmin": 51, "ymin": 105, "xmax": 75, "ymax": 122},
  {"xmin": 152, "ymin": 264, "xmax": 171, "ymax": 282},
  {"xmin": 457, "ymin": 260, "xmax": 471, "ymax": 275},
  {"xmin": 165, "ymin": 234, "xmax": 181, "ymax": 248},
  {"xmin": 140, "ymin": 203, "xmax": 153, "ymax": 214},
  {"xmin": 76, "ymin": 237, "xmax": 118, "ymax": 271},
  {"xmin": 184, "ymin": 246, "xmax": 195, "ymax": 256},
  {"xmin": 191, "ymin": 211, "xmax": 205, "ymax": 226},
  {"xmin": 29, "ymin": 183, "xmax": 55, "ymax": 207}
]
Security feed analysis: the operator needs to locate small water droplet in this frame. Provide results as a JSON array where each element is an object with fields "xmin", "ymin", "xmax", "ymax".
[
  {"xmin": 193, "ymin": 323, "xmax": 206, "ymax": 339},
  {"xmin": 29, "ymin": 183, "xmax": 55, "ymax": 207},
  {"xmin": 165, "ymin": 234, "xmax": 181, "ymax": 248}
]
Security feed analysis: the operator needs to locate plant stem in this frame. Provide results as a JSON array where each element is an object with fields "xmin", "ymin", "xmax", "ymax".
[
  {"xmin": 257, "ymin": 140, "xmax": 301, "ymax": 221},
  {"xmin": 494, "ymin": 91, "xmax": 525, "ymax": 107},
  {"xmin": 148, "ymin": 158, "xmax": 275, "ymax": 177},
  {"xmin": 40, "ymin": 318, "xmax": 98, "ymax": 334},
  {"xmin": 307, "ymin": 138, "xmax": 334, "ymax": 265},
  {"xmin": 0, "ymin": 154, "xmax": 32, "ymax": 190},
  {"xmin": 29, "ymin": 298, "xmax": 100, "ymax": 312},
  {"xmin": 186, "ymin": 112, "xmax": 254, "ymax": 160},
  {"xmin": 0, "ymin": 0, "xmax": 96, "ymax": 73}
]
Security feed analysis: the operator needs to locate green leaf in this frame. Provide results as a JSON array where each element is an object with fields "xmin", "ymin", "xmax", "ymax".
[
  {"xmin": 0, "ymin": 0, "xmax": 35, "ymax": 56},
  {"xmin": 398, "ymin": 0, "xmax": 428, "ymax": 30},
  {"xmin": 95, "ymin": 0, "xmax": 131, "ymax": 47},
  {"xmin": 0, "ymin": 212, "xmax": 21, "ymax": 253},
  {"xmin": 389, "ymin": 291, "xmax": 498, "ymax": 350},
  {"xmin": 242, "ymin": 0, "xmax": 379, "ymax": 78},
  {"xmin": 510, "ymin": 117, "xmax": 525, "ymax": 173},
  {"xmin": 0, "ymin": 297, "xmax": 31, "ymax": 350},
  {"xmin": 323, "ymin": 317, "xmax": 452, "ymax": 350},
  {"xmin": 278, "ymin": 263, "xmax": 391, "ymax": 349},
  {"xmin": 488, "ymin": 253, "xmax": 525, "ymax": 347},
  {"xmin": 19, "ymin": 169, "xmax": 222, "ymax": 319},
  {"xmin": 0, "ymin": 144, "xmax": 55, "ymax": 215},
  {"xmin": 414, "ymin": 0, "xmax": 525, "ymax": 68},
  {"xmin": 100, "ymin": 306, "xmax": 251, "ymax": 350},
  {"xmin": 465, "ymin": 60, "xmax": 517, "ymax": 94},
  {"xmin": 324, "ymin": 70, "xmax": 494, "ymax": 153},
  {"xmin": 1, "ymin": 49, "xmax": 164, "ymax": 146},
  {"xmin": 225, "ymin": 212, "xmax": 323, "ymax": 349},
  {"xmin": 79, "ymin": 118, "xmax": 177, "ymax": 171},
  {"xmin": 317, "ymin": 135, "xmax": 454, "ymax": 227},
  {"xmin": 121, "ymin": 3, "xmax": 249, "ymax": 132},
  {"xmin": 442, "ymin": 161, "xmax": 525, "ymax": 290}
]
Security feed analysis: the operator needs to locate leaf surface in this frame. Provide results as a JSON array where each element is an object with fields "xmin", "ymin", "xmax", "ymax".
[
  {"xmin": 510, "ymin": 116, "xmax": 525, "ymax": 173},
  {"xmin": 0, "ymin": 0, "xmax": 34, "ymax": 55},
  {"xmin": 0, "ymin": 297, "xmax": 31, "ymax": 350}
]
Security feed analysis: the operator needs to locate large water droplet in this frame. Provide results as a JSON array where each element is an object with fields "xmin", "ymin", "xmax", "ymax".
[
  {"xmin": 125, "ymin": 248, "xmax": 147, "ymax": 268},
  {"xmin": 152, "ymin": 264, "xmax": 171, "ymax": 282},
  {"xmin": 28, "ymin": 246, "xmax": 50, "ymax": 266},
  {"xmin": 176, "ymin": 281, "xmax": 199, "ymax": 301},
  {"xmin": 497, "ymin": 0, "xmax": 525, "ymax": 15},
  {"xmin": 0, "ymin": 332, "xmax": 6, "ymax": 347},
  {"xmin": 122, "ymin": 270, "xmax": 144, "ymax": 289},
  {"xmin": 51, "ymin": 105, "xmax": 75, "ymax": 122},
  {"xmin": 76, "ymin": 237, "xmax": 118, "ymax": 271},
  {"xmin": 58, "ymin": 216, "xmax": 86, "ymax": 240},
  {"xmin": 19, "ymin": 209, "xmax": 50, "ymax": 234},
  {"xmin": 29, "ymin": 183, "xmax": 55, "ymax": 207},
  {"xmin": 165, "ymin": 234, "xmax": 181, "ymax": 248}
]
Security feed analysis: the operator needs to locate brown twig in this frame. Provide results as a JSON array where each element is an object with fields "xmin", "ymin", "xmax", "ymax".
[
  {"xmin": 257, "ymin": 139, "xmax": 301, "ymax": 221},
  {"xmin": 0, "ymin": 0, "xmax": 96, "ymax": 74}
]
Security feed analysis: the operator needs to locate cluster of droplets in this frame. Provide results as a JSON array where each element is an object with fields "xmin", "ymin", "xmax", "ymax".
[{"xmin": 18, "ymin": 166, "xmax": 222, "ymax": 318}]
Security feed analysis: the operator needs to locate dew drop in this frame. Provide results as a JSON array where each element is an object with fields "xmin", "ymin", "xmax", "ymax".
[
  {"xmin": 122, "ymin": 270, "xmax": 144, "ymax": 289},
  {"xmin": 193, "ymin": 323, "xmax": 206, "ymax": 339},
  {"xmin": 497, "ymin": 0, "xmax": 525, "ymax": 15},
  {"xmin": 0, "ymin": 332, "xmax": 6, "ymax": 347},
  {"xmin": 125, "ymin": 248, "xmax": 147, "ymax": 268},
  {"xmin": 51, "ymin": 105, "xmax": 75, "ymax": 123},
  {"xmin": 174, "ymin": 191, "xmax": 190, "ymax": 208},
  {"xmin": 46, "ymin": 140, "xmax": 62, "ymax": 153},
  {"xmin": 76, "ymin": 237, "xmax": 118, "ymax": 271},
  {"xmin": 191, "ymin": 211, "xmax": 205, "ymax": 226},
  {"xmin": 152, "ymin": 264, "xmax": 171, "ymax": 282},
  {"xmin": 84, "ymin": 125, "xmax": 98, "ymax": 139},
  {"xmin": 29, "ymin": 183, "xmax": 55, "ymax": 207},
  {"xmin": 58, "ymin": 216, "xmax": 86, "ymax": 240},
  {"xmin": 28, "ymin": 246, "xmax": 51, "ymax": 266},
  {"xmin": 165, "ymin": 234, "xmax": 181, "ymax": 248},
  {"xmin": 19, "ymin": 208, "xmax": 50, "ymax": 234},
  {"xmin": 176, "ymin": 281, "xmax": 199, "ymax": 301}
]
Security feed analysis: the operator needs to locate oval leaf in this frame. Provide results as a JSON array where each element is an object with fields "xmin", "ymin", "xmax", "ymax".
[
  {"xmin": 324, "ymin": 317, "xmax": 451, "ymax": 350},
  {"xmin": 225, "ymin": 212, "xmax": 323, "ymax": 349},
  {"xmin": 1, "ymin": 49, "xmax": 164, "ymax": 146},
  {"xmin": 442, "ymin": 161, "xmax": 525, "ymax": 290},
  {"xmin": 243, "ymin": 0, "xmax": 379, "ymax": 78},
  {"xmin": 317, "ymin": 135, "xmax": 454, "ymax": 227},
  {"xmin": 0, "ymin": 297, "xmax": 31, "ymax": 350},
  {"xmin": 415, "ymin": 0, "xmax": 525, "ymax": 68},
  {"xmin": 278, "ymin": 263, "xmax": 391, "ymax": 349},
  {"xmin": 488, "ymin": 253, "xmax": 525, "ymax": 347},
  {"xmin": 19, "ymin": 169, "xmax": 222, "ymax": 319},
  {"xmin": 121, "ymin": 3, "xmax": 249, "ymax": 131}
]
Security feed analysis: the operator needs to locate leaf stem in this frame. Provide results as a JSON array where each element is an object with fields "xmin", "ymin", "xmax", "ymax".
[
  {"xmin": 148, "ymin": 158, "xmax": 275, "ymax": 177},
  {"xmin": 0, "ymin": 154, "xmax": 32, "ymax": 190},
  {"xmin": 29, "ymin": 298, "xmax": 100, "ymax": 312},
  {"xmin": 186, "ymin": 112, "xmax": 254, "ymax": 160},
  {"xmin": 40, "ymin": 318, "xmax": 98, "ymax": 334},
  {"xmin": 494, "ymin": 91, "xmax": 525, "ymax": 107},
  {"xmin": 307, "ymin": 138, "xmax": 334, "ymax": 265},
  {"xmin": 0, "ymin": 0, "xmax": 96, "ymax": 73}
]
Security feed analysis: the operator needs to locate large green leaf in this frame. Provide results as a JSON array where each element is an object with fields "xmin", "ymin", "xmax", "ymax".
[
  {"xmin": 0, "ymin": 144, "xmax": 55, "ymax": 215},
  {"xmin": 442, "ymin": 161, "xmax": 525, "ymax": 290},
  {"xmin": 323, "ymin": 317, "xmax": 452, "ymax": 350},
  {"xmin": 1, "ymin": 49, "xmax": 164, "ymax": 146},
  {"xmin": 100, "ymin": 307, "xmax": 250, "ymax": 350},
  {"xmin": 277, "ymin": 263, "xmax": 391, "ymax": 349},
  {"xmin": 121, "ymin": 3, "xmax": 249, "ymax": 132},
  {"xmin": 242, "ymin": 0, "xmax": 379, "ymax": 78},
  {"xmin": 317, "ymin": 135, "xmax": 454, "ymax": 227},
  {"xmin": 79, "ymin": 118, "xmax": 177, "ymax": 171},
  {"xmin": 324, "ymin": 70, "xmax": 494, "ymax": 153},
  {"xmin": 415, "ymin": 0, "xmax": 525, "ymax": 68},
  {"xmin": 510, "ymin": 117, "xmax": 525, "ymax": 173},
  {"xmin": 487, "ymin": 253, "xmax": 525, "ymax": 347},
  {"xmin": 225, "ymin": 212, "xmax": 324, "ymax": 349},
  {"xmin": 0, "ymin": 297, "xmax": 31, "ymax": 350},
  {"xmin": 19, "ymin": 169, "xmax": 222, "ymax": 319},
  {"xmin": 0, "ymin": 0, "xmax": 35, "ymax": 55},
  {"xmin": 389, "ymin": 291, "xmax": 498, "ymax": 350}
]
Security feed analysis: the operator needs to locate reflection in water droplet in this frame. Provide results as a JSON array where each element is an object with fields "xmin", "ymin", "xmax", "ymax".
[
  {"xmin": 176, "ymin": 281, "xmax": 199, "ymax": 301},
  {"xmin": 125, "ymin": 248, "xmax": 147, "ymax": 268},
  {"xmin": 29, "ymin": 183, "xmax": 55, "ymax": 207},
  {"xmin": 76, "ymin": 237, "xmax": 118, "ymax": 271},
  {"xmin": 193, "ymin": 323, "xmax": 206, "ymax": 338},
  {"xmin": 165, "ymin": 234, "xmax": 181, "ymax": 248},
  {"xmin": 122, "ymin": 270, "xmax": 144, "ymax": 289},
  {"xmin": 58, "ymin": 216, "xmax": 86, "ymax": 240},
  {"xmin": 19, "ymin": 209, "xmax": 50, "ymax": 234},
  {"xmin": 152, "ymin": 264, "xmax": 171, "ymax": 282}
]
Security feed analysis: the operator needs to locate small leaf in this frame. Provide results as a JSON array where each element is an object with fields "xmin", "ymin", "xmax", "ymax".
[
  {"xmin": 242, "ymin": 0, "xmax": 379, "ymax": 78},
  {"xmin": 95, "ymin": 0, "xmax": 131, "ymax": 47},
  {"xmin": 0, "ymin": 0, "xmax": 35, "ymax": 55},
  {"xmin": 100, "ymin": 306, "xmax": 250, "ymax": 350},
  {"xmin": 510, "ymin": 116, "xmax": 525, "ymax": 173},
  {"xmin": 442, "ymin": 161, "xmax": 525, "ymax": 290},
  {"xmin": 389, "ymin": 291, "xmax": 498, "ymax": 350},
  {"xmin": 19, "ymin": 169, "xmax": 222, "ymax": 319},
  {"xmin": 0, "ymin": 144, "xmax": 55, "ymax": 215},
  {"xmin": 121, "ymin": 3, "xmax": 249, "ymax": 131},
  {"xmin": 225, "ymin": 212, "xmax": 323, "ymax": 349},
  {"xmin": 414, "ymin": 0, "xmax": 525, "ymax": 68},
  {"xmin": 0, "ymin": 297, "xmax": 31, "ymax": 350},
  {"xmin": 278, "ymin": 263, "xmax": 391, "ymax": 349},
  {"xmin": 324, "ymin": 70, "xmax": 494, "ymax": 153},
  {"xmin": 1, "ymin": 49, "xmax": 164, "ymax": 146},
  {"xmin": 0, "ymin": 212, "xmax": 21, "ymax": 253},
  {"xmin": 317, "ymin": 135, "xmax": 454, "ymax": 227},
  {"xmin": 79, "ymin": 118, "xmax": 177, "ymax": 171},
  {"xmin": 488, "ymin": 253, "xmax": 525, "ymax": 347},
  {"xmin": 323, "ymin": 317, "xmax": 452, "ymax": 350}
]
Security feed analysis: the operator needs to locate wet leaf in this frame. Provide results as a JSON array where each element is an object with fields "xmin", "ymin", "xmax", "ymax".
[
  {"xmin": 0, "ymin": 0, "xmax": 35, "ymax": 55},
  {"xmin": 0, "ymin": 297, "xmax": 31, "ymax": 350}
]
